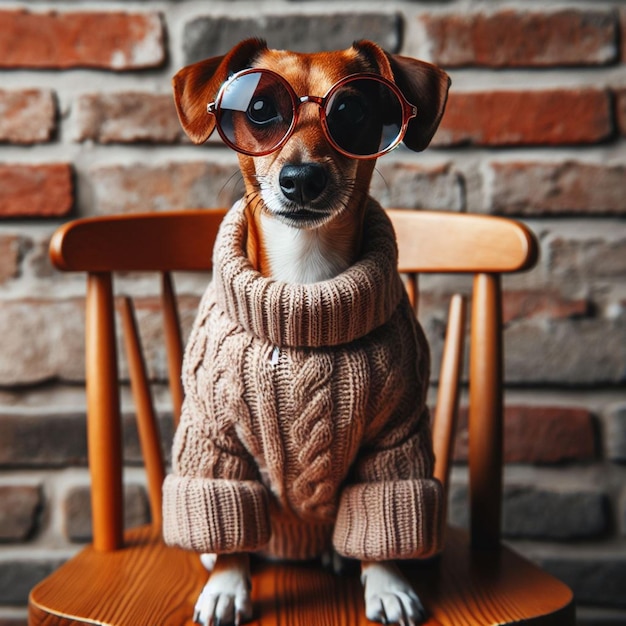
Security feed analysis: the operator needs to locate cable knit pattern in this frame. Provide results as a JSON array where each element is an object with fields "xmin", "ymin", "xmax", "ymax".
[{"xmin": 162, "ymin": 197, "xmax": 443, "ymax": 561}]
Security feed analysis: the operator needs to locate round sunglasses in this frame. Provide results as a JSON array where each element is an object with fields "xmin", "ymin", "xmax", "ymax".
[{"xmin": 206, "ymin": 68, "xmax": 417, "ymax": 159}]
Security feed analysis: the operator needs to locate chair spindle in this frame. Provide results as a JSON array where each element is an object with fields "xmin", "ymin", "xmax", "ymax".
[
  {"xmin": 469, "ymin": 273, "xmax": 503, "ymax": 549},
  {"xmin": 86, "ymin": 272, "xmax": 124, "ymax": 552},
  {"xmin": 119, "ymin": 296, "xmax": 165, "ymax": 532}
]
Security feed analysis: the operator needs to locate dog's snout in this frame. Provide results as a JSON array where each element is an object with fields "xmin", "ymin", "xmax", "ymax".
[{"xmin": 279, "ymin": 163, "xmax": 328, "ymax": 205}]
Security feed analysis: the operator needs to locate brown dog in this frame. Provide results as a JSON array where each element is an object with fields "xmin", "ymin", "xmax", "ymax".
[{"xmin": 165, "ymin": 38, "xmax": 450, "ymax": 625}]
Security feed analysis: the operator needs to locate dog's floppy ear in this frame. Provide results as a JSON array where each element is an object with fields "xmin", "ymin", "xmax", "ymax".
[
  {"xmin": 387, "ymin": 54, "xmax": 450, "ymax": 152},
  {"xmin": 172, "ymin": 38, "xmax": 268, "ymax": 144},
  {"xmin": 353, "ymin": 41, "xmax": 450, "ymax": 153}
]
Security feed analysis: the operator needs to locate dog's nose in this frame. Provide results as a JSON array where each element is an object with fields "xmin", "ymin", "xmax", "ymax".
[{"xmin": 279, "ymin": 163, "xmax": 328, "ymax": 204}]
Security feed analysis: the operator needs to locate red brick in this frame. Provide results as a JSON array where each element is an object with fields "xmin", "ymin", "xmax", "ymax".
[
  {"xmin": 421, "ymin": 9, "xmax": 617, "ymax": 67},
  {"xmin": 0, "ymin": 9, "xmax": 164, "ymax": 70},
  {"xmin": 453, "ymin": 406, "xmax": 596, "ymax": 464},
  {"xmin": 74, "ymin": 92, "xmax": 185, "ymax": 144},
  {"xmin": 0, "ymin": 235, "xmax": 24, "ymax": 283},
  {"xmin": 488, "ymin": 161, "xmax": 626, "ymax": 215},
  {"xmin": 0, "ymin": 89, "xmax": 56, "ymax": 144},
  {"xmin": 502, "ymin": 291, "xmax": 590, "ymax": 324},
  {"xmin": 616, "ymin": 88, "xmax": 626, "ymax": 137},
  {"xmin": 435, "ymin": 89, "xmax": 613, "ymax": 147},
  {"xmin": 0, "ymin": 164, "xmax": 73, "ymax": 217}
]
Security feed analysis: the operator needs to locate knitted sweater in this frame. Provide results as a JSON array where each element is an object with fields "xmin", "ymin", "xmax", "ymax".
[{"xmin": 162, "ymin": 198, "xmax": 444, "ymax": 561}]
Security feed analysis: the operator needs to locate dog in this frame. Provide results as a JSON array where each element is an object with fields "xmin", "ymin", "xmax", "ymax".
[{"xmin": 162, "ymin": 38, "xmax": 450, "ymax": 626}]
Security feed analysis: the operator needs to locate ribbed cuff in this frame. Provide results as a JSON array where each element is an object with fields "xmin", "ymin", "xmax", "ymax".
[
  {"xmin": 332, "ymin": 479, "xmax": 444, "ymax": 561},
  {"xmin": 162, "ymin": 475, "xmax": 271, "ymax": 553}
]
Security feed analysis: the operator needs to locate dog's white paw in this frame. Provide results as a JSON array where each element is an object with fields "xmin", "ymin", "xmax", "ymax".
[
  {"xmin": 194, "ymin": 556, "xmax": 252, "ymax": 626},
  {"xmin": 361, "ymin": 561, "xmax": 426, "ymax": 626},
  {"xmin": 200, "ymin": 553, "xmax": 217, "ymax": 571}
]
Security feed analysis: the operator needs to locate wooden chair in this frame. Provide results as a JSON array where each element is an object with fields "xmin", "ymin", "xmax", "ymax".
[{"xmin": 29, "ymin": 207, "xmax": 575, "ymax": 625}]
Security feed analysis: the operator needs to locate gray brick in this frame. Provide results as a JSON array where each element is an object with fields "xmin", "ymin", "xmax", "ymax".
[
  {"xmin": 549, "ymin": 237, "xmax": 626, "ymax": 279},
  {"xmin": 448, "ymin": 485, "xmax": 609, "ymax": 540},
  {"xmin": 577, "ymin": 607, "xmax": 626, "ymax": 626},
  {"xmin": 502, "ymin": 487, "xmax": 608, "ymax": 540},
  {"xmin": 183, "ymin": 14, "xmax": 402, "ymax": 64},
  {"xmin": 447, "ymin": 483, "xmax": 469, "ymax": 529},
  {"xmin": 0, "ymin": 413, "xmax": 87, "ymax": 468},
  {"xmin": 0, "ymin": 410, "xmax": 174, "ymax": 469},
  {"xmin": 0, "ymin": 485, "xmax": 42, "ymax": 542},
  {"xmin": 88, "ymin": 162, "xmax": 242, "ymax": 215},
  {"xmin": 0, "ymin": 293, "xmax": 202, "ymax": 387},
  {"xmin": 0, "ymin": 613, "xmax": 27, "ymax": 626},
  {"xmin": 540, "ymin": 557, "xmax": 626, "ymax": 608},
  {"xmin": 505, "ymin": 317, "xmax": 626, "ymax": 385},
  {"xmin": 0, "ymin": 299, "xmax": 85, "ymax": 386},
  {"xmin": 65, "ymin": 484, "xmax": 150, "ymax": 543},
  {"xmin": 426, "ymin": 295, "xmax": 626, "ymax": 386},
  {"xmin": 605, "ymin": 403, "xmax": 626, "ymax": 463},
  {"xmin": 371, "ymin": 162, "xmax": 465, "ymax": 211},
  {"xmin": 123, "ymin": 411, "xmax": 174, "ymax": 466},
  {"xmin": 488, "ymin": 161, "xmax": 626, "ymax": 216},
  {"xmin": 0, "ymin": 558, "xmax": 64, "ymax": 604},
  {"xmin": 74, "ymin": 92, "xmax": 186, "ymax": 144}
]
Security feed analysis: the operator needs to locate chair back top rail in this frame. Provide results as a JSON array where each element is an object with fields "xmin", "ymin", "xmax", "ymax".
[{"xmin": 50, "ymin": 209, "xmax": 538, "ymax": 275}]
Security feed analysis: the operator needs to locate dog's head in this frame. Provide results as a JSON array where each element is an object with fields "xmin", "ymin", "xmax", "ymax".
[{"xmin": 173, "ymin": 39, "xmax": 450, "ymax": 228}]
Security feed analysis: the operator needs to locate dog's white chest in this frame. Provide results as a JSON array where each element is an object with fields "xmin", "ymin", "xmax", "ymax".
[{"xmin": 260, "ymin": 214, "xmax": 349, "ymax": 284}]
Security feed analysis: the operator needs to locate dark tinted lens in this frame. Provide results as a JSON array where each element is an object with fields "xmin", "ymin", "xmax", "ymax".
[
  {"xmin": 325, "ymin": 78, "xmax": 403, "ymax": 156},
  {"xmin": 217, "ymin": 71, "xmax": 294, "ymax": 154}
]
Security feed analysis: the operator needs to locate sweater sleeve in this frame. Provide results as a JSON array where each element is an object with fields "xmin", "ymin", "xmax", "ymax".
[
  {"xmin": 332, "ymin": 405, "xmax": 444, "ymax": 562},
  {"xmin": 162, "ymin": 398, "xmax": 271, "ymax": 553}
]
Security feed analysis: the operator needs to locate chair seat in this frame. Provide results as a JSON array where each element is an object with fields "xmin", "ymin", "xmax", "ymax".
[{"xmin": 29, "ymin": 525, "xmax": 574, "ymax": 625}]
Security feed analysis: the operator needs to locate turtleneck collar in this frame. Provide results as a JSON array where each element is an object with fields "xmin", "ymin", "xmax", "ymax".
[{"xmin": 212, "ymin": 198, "xmax": 405, "ymax": 348}]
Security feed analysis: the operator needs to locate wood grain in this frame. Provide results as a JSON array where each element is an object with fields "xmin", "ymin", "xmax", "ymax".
[
  {"xmin": 49, "ymin": 209, "xmax": 538, "ymax": 275},
  {"xmin": 30, "ymin": 526, "xmax": 574, "ymax": 625}
]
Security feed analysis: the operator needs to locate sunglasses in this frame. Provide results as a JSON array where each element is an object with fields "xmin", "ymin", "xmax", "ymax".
[{"xmin": 206, "ymin": 68, "xmax": 417, "ymax": 159}]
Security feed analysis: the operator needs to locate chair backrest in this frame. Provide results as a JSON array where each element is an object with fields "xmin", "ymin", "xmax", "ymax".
[{"xmin": 49, "ymin": 208, "xmax": 538, "ymax": 553}]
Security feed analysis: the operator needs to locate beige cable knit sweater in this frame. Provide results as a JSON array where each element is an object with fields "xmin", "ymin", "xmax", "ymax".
[{"xmin": 162, "ymin": 198, "xmax": 444, "ymax": 562}]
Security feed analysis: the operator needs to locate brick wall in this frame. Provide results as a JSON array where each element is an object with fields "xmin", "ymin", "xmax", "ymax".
[{"xmin": 0, "ymin": 1, "xmax": 625, "ymax": 624}]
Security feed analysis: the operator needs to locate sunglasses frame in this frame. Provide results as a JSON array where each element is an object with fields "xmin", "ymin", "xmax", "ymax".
[{"xmin": 207, "ymin": 68, "xmax": 418, "ymax": 159}]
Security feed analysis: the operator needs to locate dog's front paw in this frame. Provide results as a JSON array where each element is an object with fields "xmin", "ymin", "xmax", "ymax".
[
  {"xmin": 194, "ymin": 555, "xmax": 252, "ymax": 626},
  {"xmin": 361, "ymin": 561, "xmax": 426, "ymax": 626}
]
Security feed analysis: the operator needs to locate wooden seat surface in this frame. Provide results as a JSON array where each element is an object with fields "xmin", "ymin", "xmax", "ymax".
[{"xmin": 30, "ymin": 526, "xmax": 573, "ymax": 626}]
